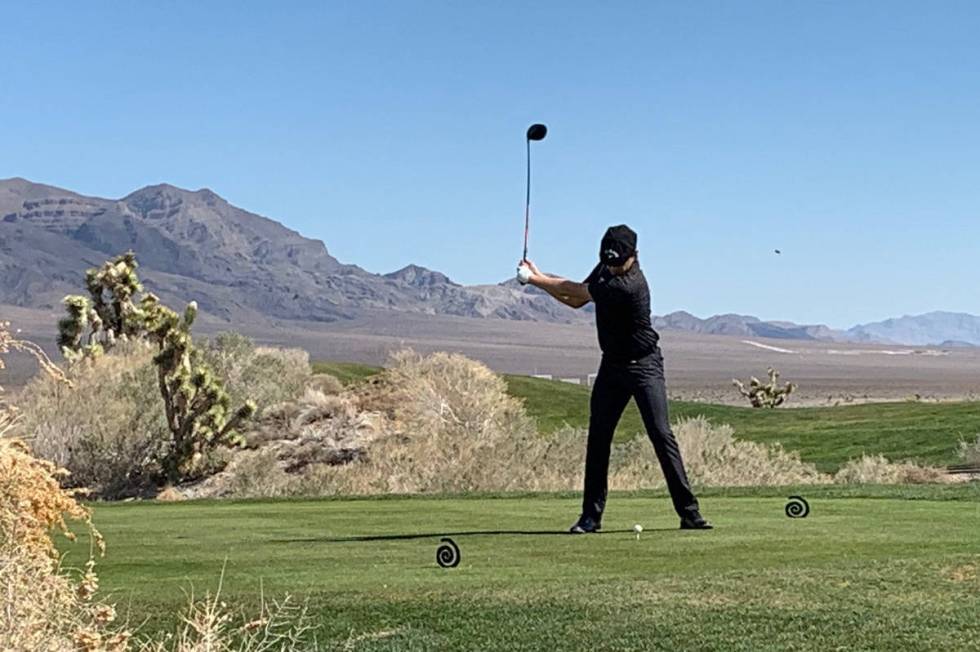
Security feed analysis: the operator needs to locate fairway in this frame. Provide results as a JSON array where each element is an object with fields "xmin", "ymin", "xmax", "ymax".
[
  {"xmin": 66, "ymin": 488, "xmax": 980, "ymax": 650},
  {"xmin": 505, "ymin": 375, "xmax": 980, "ymax": 472},
  {"xmin": 312, "ymin": 362, "xmax": 980, "ymax": 472}
]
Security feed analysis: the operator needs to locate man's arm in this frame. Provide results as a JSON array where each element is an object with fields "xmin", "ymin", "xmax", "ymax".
[{"xmin": 520, "ymin": 260, "xmax": 592, "ymax": 309}]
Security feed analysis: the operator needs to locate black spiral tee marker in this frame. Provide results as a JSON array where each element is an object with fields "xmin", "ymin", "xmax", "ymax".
[
  {"xmin": 436, "ymin": 538, "xmax": 460, "ymax": 568},
  {"xmin": 785, "ymin": 496, "xmax": 810, "ymax": 518}
]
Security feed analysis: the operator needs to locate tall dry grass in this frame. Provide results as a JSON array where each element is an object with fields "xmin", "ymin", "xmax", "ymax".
[
  {"xmin": 0, "ymin": 415, "xmax": 123, "ymax": 650},
  {"xmin": 958, "ymin": 434, "xmax": 980, "ymax": 467},
  {"xmin": 213, "ymin": 350, "xmax": 830, "ymax": 498},
  {"xmin": 200, "ymin": 332, "xmax": 311, "ymax": 417},
  {"xmin": 3, "ymin": 322, "xmax": 319, "ymax": 650},
  {"xmin": 1, "ymin": 343, "xmax": 317, "ymax": 649},
  {"xmin": 0, "ymin": 437, "xmax": 319, "ymax": 652},
  {"xmin": 833, "ymin": 454, "xmax": 949, "ymax": 484},
  {"xmin": 21, "ymin": 342, "xmax": 168, "ymax": 498},
  {"xmin": 610, "ymin": 417, "xmax": 828, "ymax": 489}
]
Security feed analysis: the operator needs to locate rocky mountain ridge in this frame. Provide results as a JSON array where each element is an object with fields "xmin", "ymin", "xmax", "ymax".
[{"xmin": 2, "ymin": 178, "xmax": 974, "ymax": 346}]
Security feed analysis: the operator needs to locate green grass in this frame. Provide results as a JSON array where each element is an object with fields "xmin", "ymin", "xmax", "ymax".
[
  {"xmin": 305, "ymin": 362, "xmax": 980, "ymax": 472},
  {"xmin": 504, "ymin": 375, "xmax": 980, "ymax": 472},
  {"xmin": 311, "ymin": 361, "xmax": 381, "ymax": 386},
  {"xmin": 67, "ymin": 489, "xmax": 980, "ymax": 650}
]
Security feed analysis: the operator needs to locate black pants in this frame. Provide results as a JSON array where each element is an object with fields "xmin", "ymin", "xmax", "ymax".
[{"xmin": 582, "ymin": 349, "xmax": 700, "ymax": 521}]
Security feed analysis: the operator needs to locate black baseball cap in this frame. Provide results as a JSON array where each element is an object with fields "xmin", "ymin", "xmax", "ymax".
[{"xmin": 600, "ymin": 225, "xmax": 637, "ymax": 266}]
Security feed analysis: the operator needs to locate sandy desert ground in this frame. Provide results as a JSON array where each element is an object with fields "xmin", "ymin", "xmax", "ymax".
[{"xmin": 3, "ymin": 304, "xmax": 979, "ymax": 405}]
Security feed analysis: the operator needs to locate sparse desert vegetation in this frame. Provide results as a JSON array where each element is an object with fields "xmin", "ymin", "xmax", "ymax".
[
  {"xmin": 732, "ymin": 366, "xmax": 796, "ymax": 408},
  {"xmin": 1, "ymin": 322, "xmax": 319, "ymax": 651},
  {"xmin": 4, "ymin": 306, "xmax": 979, "ymax": 650},
  {"xmin": 12, "ymin": 294, "xmax": 973, "ymax": 500},
  {"xmin": 959, "ymin": 434, "xmax": 980, "ymax": 467}
]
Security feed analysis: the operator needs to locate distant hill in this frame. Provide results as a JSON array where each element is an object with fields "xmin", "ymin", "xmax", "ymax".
[
  {"xmin": 0, "ymin": 178, "xmax": 589, "ymax": 324},
  {"xmin": 2, "ymin": 178, "xmax": 974, "ymax": 346},
  {"xmin": 652, "ymin": 311, "xmax": 843, "ymax": 341},
  {"xmin": 848, "ymin": 312, "xmax": 980, "ymax": 346}
]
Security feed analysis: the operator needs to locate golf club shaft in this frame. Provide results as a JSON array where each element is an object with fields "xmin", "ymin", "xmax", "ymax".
[{"xmin": 523, "ymin": 138, "xmax": 531, "ymax": 261}]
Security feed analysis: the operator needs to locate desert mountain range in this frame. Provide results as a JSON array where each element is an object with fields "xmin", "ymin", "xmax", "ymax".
[{"xmin": 1, "ymin": 178, "xmax": 976, "ymax": 346}]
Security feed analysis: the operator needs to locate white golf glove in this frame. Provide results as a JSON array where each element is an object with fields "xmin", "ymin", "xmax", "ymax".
[{"xmin": 516, "ymin": 264, "xmax": 532, "ymax": 285}]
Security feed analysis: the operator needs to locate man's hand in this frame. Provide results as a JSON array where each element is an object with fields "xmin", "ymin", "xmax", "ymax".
[
  {"xmin": 516, "ymin": 264, "xmax": 532, "ymax": 285},
  {"xmin": 516, "ymin": 259, "xmax": 591, "ymax": 308},
  {"xmin": 517, "ymin": 259, "xmax": 541, "ymax": 285},
  {"xmin": 522, "ymin": 259, "xmax": 543, "ymax": 277}
]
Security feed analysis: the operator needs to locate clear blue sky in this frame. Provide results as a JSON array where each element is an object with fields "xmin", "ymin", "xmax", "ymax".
[{"xmin": 3, "ymin": 2, "xmax": 978, "ymax": 328}]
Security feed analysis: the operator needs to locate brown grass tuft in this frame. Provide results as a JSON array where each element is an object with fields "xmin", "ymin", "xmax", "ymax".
[
  {"xmin": 958, "ymin": 434, "xmax": 980, "ymax": 467},
  {"xmin": 833, "ymin": 454, "xmax": 949, "ymax": 484}
]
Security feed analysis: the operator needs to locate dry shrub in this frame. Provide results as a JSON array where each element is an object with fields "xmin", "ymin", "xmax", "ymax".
[
  {"xmin": 0, "ymin": 438, "xmax": 318, "ymax": 651},
  {"xmin": 137, "ymin": 578, "xmax": 315, "ymax": 652},
  {"xmin": 308, "ymin": 373, "xmax": 343, "ymax": 396},
  {"xmin": 610, "ymin": 417, "xmax": 828, "ymax": 489},
  {"xmin": 22, "ymin": 342, "xmax": 168, "ymax": 498},
  {"xmin": 19, "ymin": 332, "xmax": 311, "ymax": 497},
  {"xmin": 178, "ymin": 348, "xmax": 949, "ymax": 497},
  {"xmin": 834, "ymin": 454, "xmax": 948, "ymax": 484},
  {"xmin": 190, "ymin": 389, "xmax": 383, "ymax": 499},
  {"xmin": 201, "ymin": 333, "xmax": 311, "ymax": 416},
  {"xmin": 215, "ymin": 448, "xmax": 304, "ymax": 498},
  {"xmin": 256, "ymin": 389, "xmax": 377, "ymax": 464},
  {"xmin": 2, "ymin": 323, "xmax": 316, "ymax": 650},
  {"xmin": 958, "ymin": 434, "xmax": 980, "ymax": 466},
  {"xmin": 293, "ymin": 389, "xmax": 358, "ymax": 430},
  {"xmin": 354, "ymin": 349, "xmax": 527, "ymax": 436},
  {"xmin": 236, "ymin": 351, "xmax": 826, "ymax": 497},
  {"xmin": 0, "ymin": 436, "xmax": 125, "ymax": 652},
  {"xmin": 0, "ymin": 436, "xmax": 103, "ymax": 564},
  {"xmin": 0, "ymin": 540, "xmax": 129, "ymax": 652},
  {"xmin": 319, "ymin": 349, "xmax": 574, "ymax": 494},
  {"xmin": 1, "ymin": 324, "xmax": 121, "ymax": 649}
]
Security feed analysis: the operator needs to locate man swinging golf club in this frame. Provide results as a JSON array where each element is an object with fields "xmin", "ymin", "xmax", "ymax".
[{"xmin": 518, "ymin": 225, "xmax": 712, "ymax": 533}]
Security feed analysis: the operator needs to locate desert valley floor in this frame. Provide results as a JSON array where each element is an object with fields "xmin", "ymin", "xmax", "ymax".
[{"xmin": 4, "ymin": 304, "xmax": 978, "ymax": 405}]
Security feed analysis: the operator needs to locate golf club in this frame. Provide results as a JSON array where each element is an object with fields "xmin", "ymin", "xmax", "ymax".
[{"xmin": 518, "ymin": 123, "xmax": 548, "ymax": 284}]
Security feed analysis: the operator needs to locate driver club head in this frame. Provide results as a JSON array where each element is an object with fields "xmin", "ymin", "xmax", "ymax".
[{"xmin": 526, "ymin": 123, "xmax": 548, "ymax": 141}]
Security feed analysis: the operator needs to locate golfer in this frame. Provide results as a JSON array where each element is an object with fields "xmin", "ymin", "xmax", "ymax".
[{"xmin": 520, "ymin": 225, "xmax": 712, "ymax": 533}]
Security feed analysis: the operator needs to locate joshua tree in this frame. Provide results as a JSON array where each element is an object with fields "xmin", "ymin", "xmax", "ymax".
[
  {"xmin": 733, "ymin": 367, "xmax": 796, "ymax": 408},
  {"xmin": 57, "ymin": 253, "xmax": 255, "ymax": 482},
  {"xmin": 57, "ymin": 252, "xmax": 145, "ymax": 361},
  {"xmin": 141, "ymin": 295, "xmax": 256, "ymax": 482}
]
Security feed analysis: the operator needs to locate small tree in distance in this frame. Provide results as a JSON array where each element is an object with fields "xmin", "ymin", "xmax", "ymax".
[{"xmin": 733, "ymin": 367, "xmax": 796, "ymax": 408}]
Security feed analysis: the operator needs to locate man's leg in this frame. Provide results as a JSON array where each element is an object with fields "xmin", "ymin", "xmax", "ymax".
[
  {"xmin": 581, "ymin": 364, "xmax": 632, "ymax": 524},
  {"xmin": 631, "ymin": 359, "xmax": 701, "ymax": 519}
]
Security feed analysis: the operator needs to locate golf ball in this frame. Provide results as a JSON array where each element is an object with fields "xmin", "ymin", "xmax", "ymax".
[{"xmin": 633, "ymin": 524, "xmax": 643, "ymax": 533}]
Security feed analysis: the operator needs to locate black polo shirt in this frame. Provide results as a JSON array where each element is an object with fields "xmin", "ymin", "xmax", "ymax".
[{"xmin": 585, "ymin": 261, "xmax": 660, "ymax": 362}]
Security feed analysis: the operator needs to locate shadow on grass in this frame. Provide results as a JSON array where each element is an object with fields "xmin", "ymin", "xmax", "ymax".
[{"xmin": 272, "ymin": 528, "xmax": 678, "ymax": 543}]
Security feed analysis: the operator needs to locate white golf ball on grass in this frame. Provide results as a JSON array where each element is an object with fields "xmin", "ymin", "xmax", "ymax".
[{"xmin": 634, "ymin": 523, "xmax": 643, "ymax": 539}]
